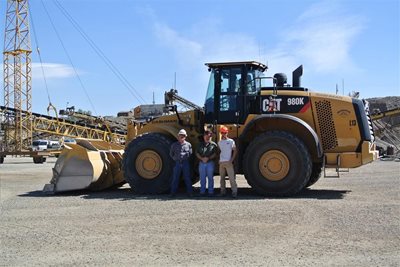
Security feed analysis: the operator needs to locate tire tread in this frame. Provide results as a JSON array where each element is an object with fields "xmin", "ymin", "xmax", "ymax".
[{"xmin": 243, "ymin": 131, "xmax": 312, "ymax": 196}]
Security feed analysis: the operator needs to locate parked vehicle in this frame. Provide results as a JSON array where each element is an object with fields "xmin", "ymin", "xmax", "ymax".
[
  {"xmin": 32, "ymin": 140, "xmax": 49, "ymax": 151},
  {"xmin": 32, "ymin": 140, "xmax": 60, "ymax": 151}
]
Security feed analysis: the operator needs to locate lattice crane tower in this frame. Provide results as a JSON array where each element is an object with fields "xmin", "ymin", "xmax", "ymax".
[{"xmin": 3, "ymin": 0, "xmax": 32, "ymax": 152}]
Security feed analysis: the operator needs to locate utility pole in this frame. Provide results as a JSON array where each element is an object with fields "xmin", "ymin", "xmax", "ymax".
[{"xmin": 3, "ymin": 0, "xmax": 33, "ymax": 152}]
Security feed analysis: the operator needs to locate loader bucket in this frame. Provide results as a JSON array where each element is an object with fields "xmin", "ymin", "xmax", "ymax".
[{"xmin": 43, "ymin": 139, "xmax": 125, "ymax": 194}]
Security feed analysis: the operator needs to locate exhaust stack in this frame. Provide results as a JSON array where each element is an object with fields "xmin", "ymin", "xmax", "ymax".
[{"xmin": 292, "ymin": 65, "xmax": 303, "ymax": 87}]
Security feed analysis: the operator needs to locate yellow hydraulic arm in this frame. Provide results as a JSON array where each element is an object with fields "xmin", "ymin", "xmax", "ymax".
[{"xmin": 371, "ymin": 107, "xmax": 400, "ymax": 121}]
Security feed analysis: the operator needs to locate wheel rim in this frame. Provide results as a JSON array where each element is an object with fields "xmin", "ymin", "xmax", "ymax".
[
  {"xmin": 135, "ymin": 150, "xmax": 162, "ymax": 179},
  {"xmin": 259, "ymin": 150, "xmax": 290, "ymax": 181}
]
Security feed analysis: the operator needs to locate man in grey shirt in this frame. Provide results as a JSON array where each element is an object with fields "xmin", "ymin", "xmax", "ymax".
[{"xmin": 169, "ymin": 129, "xmax": 193, "ymax": 197}]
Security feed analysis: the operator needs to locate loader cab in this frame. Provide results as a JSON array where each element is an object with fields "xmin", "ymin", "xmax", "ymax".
[{"xmin": 204, "ymin": 61, "xmax": 267, "ymax": 124}]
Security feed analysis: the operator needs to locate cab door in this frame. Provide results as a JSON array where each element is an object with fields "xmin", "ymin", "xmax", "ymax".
[{"xmin": 214, "ymin": 67, "xmax": 242, "ymax": 124}]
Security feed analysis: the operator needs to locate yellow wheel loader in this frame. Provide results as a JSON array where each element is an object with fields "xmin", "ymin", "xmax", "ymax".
[{"xmin": 44, "ymin": 61, "xmax": 378, "ymax": 196}]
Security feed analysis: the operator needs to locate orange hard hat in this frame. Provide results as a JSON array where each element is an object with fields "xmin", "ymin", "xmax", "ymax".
[{"xmin": 220, "ymin": 126, "xmax": 229, "ymax": 133}]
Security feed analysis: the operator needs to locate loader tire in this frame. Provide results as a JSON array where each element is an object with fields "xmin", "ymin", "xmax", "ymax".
[
  {"xmin": 123, "ymin": 133, "xmax": 174, "ymax": 194},
  {"xmin": 306, "ymin": 162, "xmax": 323, "ymax": 188},
  {"xmin": 33, "ymin": 156, "xmax": 45, "ymax": 164},
  {"xmin": 243, "ymin": 131, "xmax": 312, "ymax": 197}
]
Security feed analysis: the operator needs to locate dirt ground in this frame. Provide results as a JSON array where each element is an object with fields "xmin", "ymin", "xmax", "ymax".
[{"xmin": 0, "ymin": 157, "xmax": 399, "ymax": 266}]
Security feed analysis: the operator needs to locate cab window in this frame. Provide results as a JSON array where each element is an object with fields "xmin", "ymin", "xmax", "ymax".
[
  {"xmin": 204, "ymin": 69, "xmax": 215, "ymax": 114},
  {"xmin": 245, "ymin": 69, "xmax": 264, "ymax": 95},
  {"xmin": 220, "ymin": 68, "xmax": 241, "ymax": 111}
]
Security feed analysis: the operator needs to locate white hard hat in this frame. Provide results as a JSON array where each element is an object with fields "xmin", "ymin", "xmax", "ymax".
[{"xmin": 178, "ymin": 129, "xmax": 187, "ymax": 136}]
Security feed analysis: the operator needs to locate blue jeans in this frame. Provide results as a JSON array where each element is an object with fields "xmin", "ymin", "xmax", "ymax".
[
  {"xmin": 199, "ymin": 161, "xmax": 214, "ymax": 194},
  {"xmin": 170, "ymin": 160, "xmax": 193, "ymax": 194}
]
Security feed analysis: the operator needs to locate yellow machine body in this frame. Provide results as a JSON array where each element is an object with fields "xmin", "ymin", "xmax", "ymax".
[{"xmin": 44, "ymin": 61, "xmax": 378, "ymax": 196}]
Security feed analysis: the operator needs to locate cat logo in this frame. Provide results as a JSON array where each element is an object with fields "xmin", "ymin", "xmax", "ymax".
[{"xmin": 262, "ymin": 97, "xmax": 282, "ymax": 112}]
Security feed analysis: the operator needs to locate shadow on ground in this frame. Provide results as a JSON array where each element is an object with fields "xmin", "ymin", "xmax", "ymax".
[{"xmin": 19, "ymin": 187, "xmax": 350, "ymax": 201}]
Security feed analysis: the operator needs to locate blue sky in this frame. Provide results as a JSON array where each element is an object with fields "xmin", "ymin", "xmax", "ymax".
[{"xmin": 1, "ymin": 0, "xmax": 399, "ymax": 115}]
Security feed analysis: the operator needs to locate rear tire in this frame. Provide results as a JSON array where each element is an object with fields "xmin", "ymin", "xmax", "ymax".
[
  {"xmin": 306, "ymin": 162, "xmax": 323, "ymax": 188},
  {"xmin": 123, "ymin": 133, "xmax": 174, "ymax": 194},
  {"xmin": 243, "ymin": 131, "xmax": 312, "ymax": 196}
]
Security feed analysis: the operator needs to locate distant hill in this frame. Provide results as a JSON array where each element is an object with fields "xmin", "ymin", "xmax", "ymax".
[
  {"xmin": 367, "ymin": 96, "xmax": 400, "ymax": 156},
  {"xmin": 368, "ymin": 96, "xmax": 400, "ymax": 112}
]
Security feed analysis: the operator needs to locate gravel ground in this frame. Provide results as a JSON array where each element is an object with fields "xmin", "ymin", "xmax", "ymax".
[{"xmin": 0, "ymin": 157, "xmax": 399, "ymax": 266}]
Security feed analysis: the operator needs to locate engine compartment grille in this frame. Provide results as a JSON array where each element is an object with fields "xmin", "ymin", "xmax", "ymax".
[{"xmin": 315, "ymin": 100, "xmax": 338, "ymax": 150}]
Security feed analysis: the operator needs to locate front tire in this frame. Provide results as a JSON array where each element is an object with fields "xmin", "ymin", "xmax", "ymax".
[
  {"xmin": 122, "ymin": 133, "xmax": 174, "ymax": 194},
  {"xmin": 243, "ymin": 131, "xmax": 312, "ymax": 196},
  {"xmin": 33, "ymin": 156, "xmax": 45, "ymax": 164}
]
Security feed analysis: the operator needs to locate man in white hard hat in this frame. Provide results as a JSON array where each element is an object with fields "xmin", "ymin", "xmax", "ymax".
[{"xmin": 169, "ymin": 129, "xmax": 193, "ymax": 197}]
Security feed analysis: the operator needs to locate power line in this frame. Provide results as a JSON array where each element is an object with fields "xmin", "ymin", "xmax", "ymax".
[
  {"xmin": 40, "ymin": 0, "xmax": 98, "ymax": 115},
  {"xmin": 53, "ymin": 0, "xmax": 146, "ymax": 104},
  {"xmin": 29, "ymin": 4, "xmax": 52, "ymax": 105}
]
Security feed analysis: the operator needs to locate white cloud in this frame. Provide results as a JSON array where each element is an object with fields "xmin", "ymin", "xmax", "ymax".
[
  {"xmin": 297, "ymin": 1, "xmax": 341, "ymax": 22},
  {"xmin": 150, "ymin": 1, "xmax": 364, "ymax": 76},
  {"xmin": 154, "ymin": 22, "xmax": 203, "ymax": 66},
  {"xmin": 153, "ymin": 17, "xmax": 261, "ymax": 66},
  {"xmin": 278, "ymin": 1, "xmax": 365, "ymax": 73},
  {"xmin": 32, "ymin": 63, "xmax": 77, "ymax": 80}
]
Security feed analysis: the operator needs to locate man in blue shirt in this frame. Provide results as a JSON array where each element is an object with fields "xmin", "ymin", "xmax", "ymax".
[{"xmin": 169, "ymin": 129, "xmax": 193, "ymax": 197}]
